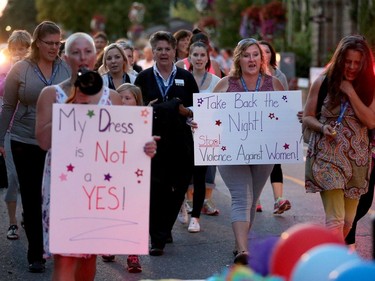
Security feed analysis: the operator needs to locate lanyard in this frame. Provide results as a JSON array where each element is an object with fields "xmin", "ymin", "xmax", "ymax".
[
  {"xmin": 200, "ymin": 72, "xmax": 208, "ymax": 87},
  {"xmin": 34, "ymin": 63, "xmax": 58, "ymax": 86},
  {"xmin": 154, "ymin": 71, "xmax": 176, "ymax": 101},
  {"xmin": 333, "ymin": 100, "xmax": 349, "ymax": 130},
  {"xmin": 240, "ymin": 73, "xmax": 262, "ymax": 92}
]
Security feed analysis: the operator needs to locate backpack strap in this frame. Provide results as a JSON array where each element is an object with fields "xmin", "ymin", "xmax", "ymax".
[{"xmin": 316, "ymin": 76, "xmax": 328, "ymax": 118}]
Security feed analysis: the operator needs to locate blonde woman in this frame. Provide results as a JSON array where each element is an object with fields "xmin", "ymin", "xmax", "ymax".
[{"xmin": 101, "ymin": 43, "xmax": 136, "ymax": 89}]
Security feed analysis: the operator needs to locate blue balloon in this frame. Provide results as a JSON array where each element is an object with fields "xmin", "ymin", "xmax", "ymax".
[
  {"xmin": 328, "ymin": 260, "xmax": 375, "ymax": 281},
  {"xmin": 248, "ymin": 236, "xmax": 279, "ymax": 276},
  {"xmin": 291, "ymin": 244, "xmax": 361, "ymax": 281}
]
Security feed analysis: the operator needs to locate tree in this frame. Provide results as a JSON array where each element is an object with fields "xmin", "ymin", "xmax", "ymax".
[
  {"xmin": 350, "ymin": 0, "xmax": 375, "ymax": 46},
  {"xmin": 0, "ymin": 0, "xmax": 37, "ymax": 42},
  {"xmin": 214, "ymin": 0, "xmax": 249, "ymax": 47},
  {"xmin": 35, "ymin": 0, "xmax": 170, "ymax": 40}
]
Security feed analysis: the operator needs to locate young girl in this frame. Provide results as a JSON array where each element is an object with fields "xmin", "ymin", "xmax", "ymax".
[
  {"xmin": 117, "ymin": 83, "xmax": 143, "ymax": 106},
  {"xmin": 101, "ymin": 82, "xmax": 145, "ymax": 273}
]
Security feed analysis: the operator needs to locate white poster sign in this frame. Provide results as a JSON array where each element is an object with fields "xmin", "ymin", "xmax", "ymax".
[
  {"xmin": 193, "ymin": 91, "xmax": 304, "ymax": 165},
  {"xmin": 50, "ymin": 104, "xmax": 152, "ymax": 255}
]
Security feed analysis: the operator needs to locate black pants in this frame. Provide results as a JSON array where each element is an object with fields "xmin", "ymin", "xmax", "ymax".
[
  {"xmin": 191, "ymin": 165, "xmax": 208, "ymax": 218},
  {"xmin": 149, "ymin": 152, "xmax": 193, "ymax": 249},
  {"xmin": 345, "ymin": 163, "xmax": 375, "ymax": 245},
  {"xmin": 11, "ymin": 141, "xmax": 46, "ymax": 264},
  {"xmin": 270, "ymin": 164, "xmax": 283, "ymax": 183}
]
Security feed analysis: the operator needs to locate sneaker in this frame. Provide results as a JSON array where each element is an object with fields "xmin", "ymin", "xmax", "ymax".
[
  {"xmin": 102, "ymin": 255, "xmax": 115, "ymax": 262},
  {"xmin": 188, "ymin": 217, "xmax": 200, "ymax": 233},
  {"xmin": 256, "ymin": 203, "xmax": 263, "ymax": 212},
  {"xmin": 178, "ymin": 201, "xmax": 188, "ymax": 224},
  {"xmin": 7, "ymin": 225, "xmax": 19, "ymax": 240},
  {"xmin": 127, "ymin": 255, "xmax": 142, "ymax": 273},
  {"xmin": 273, "ymin": 197, "xmax": 291, "ymax": 214},
  {"xmin": 185, "ymin": 200, "xmax": 193, "ymax": 214},
  {"xmin": 202, "ymin": 199, "xmax": 219, "ymax": 216}
]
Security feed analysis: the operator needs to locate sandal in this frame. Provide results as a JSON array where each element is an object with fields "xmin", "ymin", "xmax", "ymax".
[{"xmin": 234, "ymin": 251, "xmax": 249, "ymax": 265}]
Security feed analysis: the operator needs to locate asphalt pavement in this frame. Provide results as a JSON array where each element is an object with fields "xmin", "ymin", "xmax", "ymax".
[{"xmin": 0, "ymin": 147, "xmax": 374, "ymax": 280}]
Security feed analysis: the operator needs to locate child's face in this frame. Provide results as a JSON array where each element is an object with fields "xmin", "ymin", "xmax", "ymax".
[
  {"xmin": 9, "ymin": 43, "xmax": 29, "ymax": 62},
  {"xmin": 120, "ymin": 90, "xmax": 137, "ymax": 106}
]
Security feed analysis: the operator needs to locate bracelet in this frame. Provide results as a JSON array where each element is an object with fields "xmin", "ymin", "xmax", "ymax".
[{"xmin": 320, "ymin": 124, "xmax": 325, "ymax": 133}]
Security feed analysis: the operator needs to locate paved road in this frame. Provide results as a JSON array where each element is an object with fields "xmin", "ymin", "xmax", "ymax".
[{"xmin": 0, "ymin": 149, "xmax": 374, "ymax": 280}]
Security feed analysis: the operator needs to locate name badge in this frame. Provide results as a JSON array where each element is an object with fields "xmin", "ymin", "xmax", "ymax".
[{"xmin": 175, "ymin": 79, "xmax": 184, "ymax": 86}]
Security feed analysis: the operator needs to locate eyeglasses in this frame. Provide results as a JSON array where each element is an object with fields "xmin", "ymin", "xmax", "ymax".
[
  {"xmin": 38, "ymin": 38, "xmax": 61, "ymax": 47},
  {"xmin": 237, "ymin": 38, "xmax": 258, "ymax": 47}
]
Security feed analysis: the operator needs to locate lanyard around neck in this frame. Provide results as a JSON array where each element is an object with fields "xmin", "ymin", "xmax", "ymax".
[
  {"xmin": 34, "ymin": 63, "xmax": 58, "ymax": 86},
  {"xmin": 199, "ymin": 72, "xmax": 208, "ymax": 87},
  {"xmin": 240, "ymin": 73, "xmax": 262, "ymax": 92},
  {"xmin": 336, "ymin": 100, "xmax": 349, "ymax": 125},
  {"xmin": 154, "ymin": 71, "xmax": 176, "ymax": 101}
]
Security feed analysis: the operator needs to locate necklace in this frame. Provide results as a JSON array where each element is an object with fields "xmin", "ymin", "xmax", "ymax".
[{"xmin": 240, "ymin": 73, "xmax": 262, "ymax": 92}]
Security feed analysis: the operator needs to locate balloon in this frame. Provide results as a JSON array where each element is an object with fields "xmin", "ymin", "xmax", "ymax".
[
  {"xmin": 328, "ymin": 260, "xmax": 375, "ymax": 281},
  {"xmin": 290, "ymin": 244, "xmax": 361, "ymax": 281},
  {"xmin": 248, "ymin": 236, "xmax": 279, "ymax": 276},
  {"xmin": 269, "ymin": 223, "xmax": 344, "ymax": 281}
]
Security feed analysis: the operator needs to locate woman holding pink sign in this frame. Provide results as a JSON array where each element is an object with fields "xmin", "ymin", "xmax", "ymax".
[
  {"xmin": 212, "ymin": 38, "xmax": 284, "ymax": 265},
  {"xmin": 36, "ymin": 32, "xmax": 157, "ymax": 281}
]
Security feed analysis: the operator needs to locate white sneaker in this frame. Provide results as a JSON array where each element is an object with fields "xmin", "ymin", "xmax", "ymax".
[
  {"xmin": 178, "ymin": 201, "xmax": 188, "ymax": 224},
  {"xmin": 188, "ymin": 217, "xmax": 200, "ymax": 233}
]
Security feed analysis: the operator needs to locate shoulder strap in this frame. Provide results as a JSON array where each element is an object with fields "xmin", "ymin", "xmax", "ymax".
[{"xmin": 316, "ymin": 76, "xmax": 328, "ymax": 118}]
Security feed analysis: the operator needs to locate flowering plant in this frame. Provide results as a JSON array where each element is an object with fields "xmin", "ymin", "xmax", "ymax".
[
  {"xmin": 240, "ymin": 1, "xmax": 286, "ymax": 39},
  {"xmin": 260, "ymin": 1, "xmax": 286, "ymax": 22}
]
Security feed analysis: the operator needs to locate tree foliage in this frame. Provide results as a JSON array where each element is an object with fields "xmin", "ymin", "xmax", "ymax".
[
  {"xmin": 34, "ymin": 0, "xmax": 169, "ymax": 40},
  {"xmin": 354, "ymin": 0, "xmax": 375, "ymax": 47},
  {"xmin": 214, "ymin": 0, "xmax": 249, "ymax": 47},
  {"xmin": 0, "ymin": 0, "xmax": 37, "ymax": 42}
]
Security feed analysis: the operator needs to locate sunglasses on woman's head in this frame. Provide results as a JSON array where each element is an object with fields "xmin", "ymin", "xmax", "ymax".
[{"xmin": 237, "ymin": 38, "xmax": 258, "ymax": 47}]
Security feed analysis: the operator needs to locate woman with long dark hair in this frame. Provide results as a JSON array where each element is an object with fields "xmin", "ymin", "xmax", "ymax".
[{"xmin": 303, "ymin": 35, "xmax": 375, "ymax": 241}]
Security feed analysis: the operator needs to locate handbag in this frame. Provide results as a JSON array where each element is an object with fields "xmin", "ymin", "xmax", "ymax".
[{"xmin": 302, "ymin": 76, "xmax": 328, "ymax": 144}]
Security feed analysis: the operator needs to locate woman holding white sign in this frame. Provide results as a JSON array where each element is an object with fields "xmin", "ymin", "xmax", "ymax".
[
  {"xmin": 36, "ymin": 32, "xmax": 157, "ymax": 281},
  {"xmin": 212, "ymin": 38, "xmax": 284, "ymax": 265},
  {"xmin": 184, "ymin": 41, "xmax": 221, "ymax": 232}
]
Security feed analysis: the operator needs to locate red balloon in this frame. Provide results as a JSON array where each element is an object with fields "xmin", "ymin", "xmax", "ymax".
[{"xmin": 269, "ymin": 223, "xmax": 344, "ymax": 281}]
